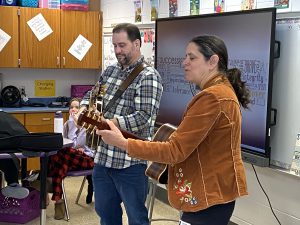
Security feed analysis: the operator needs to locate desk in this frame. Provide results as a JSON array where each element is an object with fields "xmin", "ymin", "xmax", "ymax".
[{"xmin": 0, "ymin": 138, "xmax": 73, "ymax": 225}]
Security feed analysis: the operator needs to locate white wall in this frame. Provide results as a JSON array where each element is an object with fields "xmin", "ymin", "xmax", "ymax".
[
  {"xmin": 0, "ymin": 69, "xmax": 99, "ymax": 97},
  {"xmin": 101, "ymin": 0, "xmax": 300, "ymax": 225}
]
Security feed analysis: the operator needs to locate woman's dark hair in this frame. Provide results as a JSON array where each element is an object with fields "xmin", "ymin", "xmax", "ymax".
[
  {"xmin": 190, "ymin": 35, "xmax": 250, "ymax": 109},
  {"xmin": 112, "ymin": 23, "xmax": 142, "ymax": 47}
]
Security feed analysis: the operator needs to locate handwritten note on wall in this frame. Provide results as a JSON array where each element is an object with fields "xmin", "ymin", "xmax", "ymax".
[
  {"xmin": 68, "ymin": 34, "xmax": 92, "ymax": 61},
  {"xmin": 35, "ymin": 80, "xmax": 55, "ymax": 96},
  {"xmin": 0, "ymin": 28, "xmax": 11, "ymax": 52},
  {"xmin": 27, "ymin": 13, "xmax": 53, "ymax": 41}
]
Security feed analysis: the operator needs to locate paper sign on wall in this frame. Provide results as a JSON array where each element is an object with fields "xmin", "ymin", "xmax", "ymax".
[
  {"xmin": 0, "ymin": 28, "xmax": 11, "ymax": 52},
  {"xmin": 68, "ymin": 34, "xmax": 92, "ymax": 61},
  {"xmin": 27, "ymin": 13, "xmax": 53, "ymax": 41},
  {"xmin": 290, "ymin": 134, "xmax": 300, "ymax": 176},
  {"xmin": 35, "ymin": 80, "xmax": 55, "ymax": 97}
]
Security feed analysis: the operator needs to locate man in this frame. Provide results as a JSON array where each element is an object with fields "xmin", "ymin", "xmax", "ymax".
[{"xmin": 79, "ymin": 23, "xmax": 163, "ymax": 225}]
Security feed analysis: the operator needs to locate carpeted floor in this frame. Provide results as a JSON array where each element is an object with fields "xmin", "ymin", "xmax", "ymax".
[{"xmin": 0, "ymin": 176, "xmax": 179, "ymax": 225}]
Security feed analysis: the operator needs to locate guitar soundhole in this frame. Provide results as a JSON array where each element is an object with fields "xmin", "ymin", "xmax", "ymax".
[{"xmin": 159, "ymin": 169, "xmax": 168, "ymax": 184}]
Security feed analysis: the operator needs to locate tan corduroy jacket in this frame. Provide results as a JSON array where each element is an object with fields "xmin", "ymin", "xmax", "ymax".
[{"xmin": 128, "ymin": 75, "xmax": 248, "ymax": 212}]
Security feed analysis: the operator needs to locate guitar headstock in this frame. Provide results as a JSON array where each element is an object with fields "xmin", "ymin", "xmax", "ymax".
[
  {"xmin": 77, "ymin": 109, "xmax": 109, "ymax": 134},
  {"xmin": 89, "ymin": 83, "xmax": 106, "ymax": 113}
]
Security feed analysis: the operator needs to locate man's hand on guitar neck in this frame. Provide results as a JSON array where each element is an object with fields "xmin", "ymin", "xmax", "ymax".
[
  {"xmin": 96, "ymin": 119, "xmax": 128, "ymax": 151},
  {"xmin": 90, "ymin": 104, "xmax": 119, "ymax": 128}
]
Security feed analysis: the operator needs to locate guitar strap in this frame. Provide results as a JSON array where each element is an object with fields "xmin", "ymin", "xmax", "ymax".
[{"xmin": 104, "ymin": 62, "xmax": 149, "ymax": 112}]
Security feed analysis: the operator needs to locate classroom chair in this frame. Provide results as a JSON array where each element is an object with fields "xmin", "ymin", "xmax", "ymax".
[{"xmin": 61, "ymin": 169, "xmax": 93, "ymax": 221}]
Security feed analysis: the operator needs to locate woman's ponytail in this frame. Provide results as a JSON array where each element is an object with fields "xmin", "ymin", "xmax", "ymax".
[{"xmin": 226, "ymin": 68, "xmax": 250, "ymax": 109}]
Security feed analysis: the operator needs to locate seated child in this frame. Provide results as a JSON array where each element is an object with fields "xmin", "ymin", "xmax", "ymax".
[{"xmin": 47, "ymin": 98, "xmax": 94, "ymax": 220}]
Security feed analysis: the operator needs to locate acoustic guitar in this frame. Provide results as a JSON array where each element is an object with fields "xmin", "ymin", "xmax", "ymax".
[
  {"xmin": 145, "ymin": 123, "xmax": 177, "ymax": 184},
  {"xmin": 77, "ymin": 110, "xmax": 177, "ymax": 184}
]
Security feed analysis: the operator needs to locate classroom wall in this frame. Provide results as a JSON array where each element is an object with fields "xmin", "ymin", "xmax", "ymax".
[
  {"xmin": 101, "ymin": 0, "xmax": 300, "ymax": 224},
  {"xmin": 0, "ymin": 69, "xmax": 99, "ymax": 97}
]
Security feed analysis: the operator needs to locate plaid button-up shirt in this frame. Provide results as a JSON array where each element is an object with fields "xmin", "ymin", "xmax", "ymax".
[{"xmin": 81, "ymin": 57, "xmax": 163, "ymax": 169}]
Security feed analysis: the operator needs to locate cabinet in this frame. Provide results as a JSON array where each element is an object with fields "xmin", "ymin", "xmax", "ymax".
[
  {"xmin": 11, "ymin": 112, "xmax": 68, "ymax": 171},
  {"xmin": 0, "ymin": 6, "xmax": 102, "ymax": 69},
  {"xmin": 61, "ymin": 10, "xmax": 102, "ymax": 68},
  {"xmin": 0, "ymin": 7, "xmax": 19, "ymax": 67},
  {"xmin": 19, "ymin": 8, "xmax": 61, "ymax": 68}
]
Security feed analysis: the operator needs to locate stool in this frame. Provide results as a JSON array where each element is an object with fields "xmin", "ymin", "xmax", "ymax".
[{"xmin": 61, "ymin": 169, "xmax": 93, "ymax": 221}]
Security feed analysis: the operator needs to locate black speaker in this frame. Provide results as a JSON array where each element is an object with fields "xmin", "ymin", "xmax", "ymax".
[{"xmin": 1, "ymin": 85, "xmax": 21, "ymax": 107}]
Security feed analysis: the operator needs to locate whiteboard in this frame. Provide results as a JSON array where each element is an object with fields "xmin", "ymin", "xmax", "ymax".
[{"xmin": 270, "ymin": 17, "xmax": 300, "ymax": 169}]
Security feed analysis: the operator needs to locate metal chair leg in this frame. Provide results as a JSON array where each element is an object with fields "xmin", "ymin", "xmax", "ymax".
[
  {"xmin": 61, "ymin": 179, "xmax": 70, "ymax": 221},
  {"xmin": 147, "ymin": 180, "xmax": 179, "ymax": 224},
  {"xmin": 148, "ymin": 181, "xmax": 157, "ymax": 224},
  {"xmin": 146, "ymin": 180, "xmax": 153, "ymax": 211},
  {"xmin": 75, "ymin": 176, "xmax": 87, "ymax": 204},
  {"xmin": 0, "ymin": 171, "xmax": 5, "ymax": 188}
]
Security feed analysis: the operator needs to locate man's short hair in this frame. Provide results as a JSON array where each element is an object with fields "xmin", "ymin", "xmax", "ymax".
[{"xmin": 112, "ymin": 23, "xmax": 142, "ymax": 47}]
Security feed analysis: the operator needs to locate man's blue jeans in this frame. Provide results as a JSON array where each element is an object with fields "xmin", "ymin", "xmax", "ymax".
[{"xmin": 93, "ymin": 164, "xmax": 149, "ymax": 225}]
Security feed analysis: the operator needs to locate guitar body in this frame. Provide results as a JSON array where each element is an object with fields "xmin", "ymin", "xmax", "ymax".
[
  {"xmin": 77, "ymin": 110, "xmax": 176, "ymax": 184},
  {"xmin": 145, "ymin": 123, "xmax": 177, "ymax": 184}
]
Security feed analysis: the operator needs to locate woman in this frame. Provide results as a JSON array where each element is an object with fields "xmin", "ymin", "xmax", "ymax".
[
  {"xmin": 97, "ymin": 35, "xmax": 250, "ymax": 225},
  {"xmin": 47, "ymin": 98, "xmax": 94, "ymax": 220}
]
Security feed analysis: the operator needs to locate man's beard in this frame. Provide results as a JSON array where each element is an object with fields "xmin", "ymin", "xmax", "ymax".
[{"xmin": 116, "ymin": 54, "xmax": 131, "ymax": 66}]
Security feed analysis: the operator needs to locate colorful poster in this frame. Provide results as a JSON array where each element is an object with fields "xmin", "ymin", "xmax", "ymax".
[
  {"xmin": 274, "ymin": 0, "xmax": 289, "ymax": 9},
  {"xmin": 190, "ymin": 0, "xmax": 200, "ymax": 15},
  {"xmin": 150, "ymin": 0, "xmax": 159, "ymax": 21},
  {"xmin": 214, "ymin": 0, "xmax": 225, "ymax": 13},
  {"xmin": 134, "ymin": 0, "xmax": 142, "ymax": 23},
  {"xmin": 140, "ymin": 28, "xmax": 155, "ymax": 66},
  {"xmin": 169, "ymin": 0, "xmax": 178, "ymax": 17},
  {"xmin": 241, "ymin": 0, "xmax": 256, "ymax": 10}
]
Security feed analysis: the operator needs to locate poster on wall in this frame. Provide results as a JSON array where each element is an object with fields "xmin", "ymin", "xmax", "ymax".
[
  {"xmin": 141, "ymin": 28, "xmax": 155, "ymax": 66},
  {"xmin": 68, "ymin": 34, "xmax": 92, "ymax": 61},
  {"xmin": 150, "ymin": 0, "xmax": 159, "ymax": 21},
  {"xmin": 134, "ymin": 0, "xmax": 142, "ymax": 23},
  {"xmin": 0, "ymin": 28, "xmax": 11, "ymax": 52},
  {"xmin": 214, "ymin": 0, "xmax": 225, "ymax": 13},
  {"xmin": 27, "ymin": 13, "xmax": 53, "ymax": 41},
  {"xmin": 274, "ymin": 0, "xmax": 289, "ymax": 9},
  {"xmin": 103, "ymin": 36, "xmax": 117, "ymax": 70},
  {"xmin": 290, "ymin": 134, "xmax": 300, "ymax": 175},
  {"xmin": 169, "ymin": 0, "xmax": 178, "ymax": 17},
  {"xmin": 35, "ymin": 80, "xmax": 55, "ymax": 97},
  {"xmin": 241, "ymin": 0, "xmax": 256, "ymax": 10},
  {"xmin": 190, "ymin": 0, "xmax": 200, "ymax": 15}
]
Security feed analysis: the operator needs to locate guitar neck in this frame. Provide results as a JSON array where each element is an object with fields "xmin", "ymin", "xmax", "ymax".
[{"xmin": 79, "ymin": 115, "xmax": 145, "ymax": 140}]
